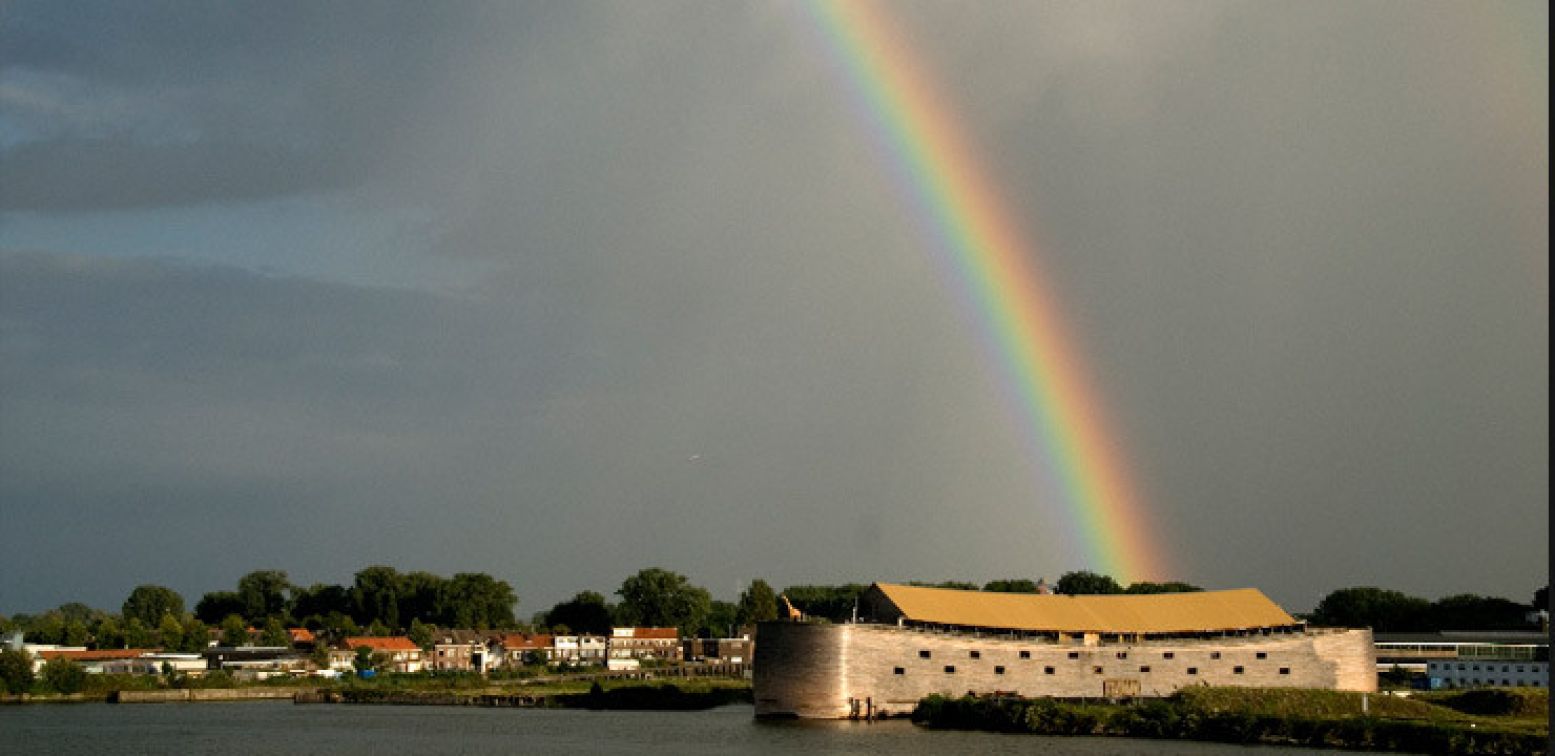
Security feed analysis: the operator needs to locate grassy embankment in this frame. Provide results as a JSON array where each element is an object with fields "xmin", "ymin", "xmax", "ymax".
[
  {"xmin": 4, "ymin": 667, "xmax": 752, "ymax": 710},
  {"xmin": 913, "ymin": 686, "xmax": 1548, "ymax": 755},
  {"xmin": 321, "ymin": 676, "xmax": 751, "ymax": 709}
]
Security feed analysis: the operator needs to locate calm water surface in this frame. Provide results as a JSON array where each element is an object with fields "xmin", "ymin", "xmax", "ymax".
[{"xmin": 2, "ymin": 702, "xmax": 1353, "ymax": 755}]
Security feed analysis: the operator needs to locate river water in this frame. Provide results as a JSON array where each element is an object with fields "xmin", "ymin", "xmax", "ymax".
[{"xmin": 1, "ymin": 702, "xmax": 1355, "ymax": 754}]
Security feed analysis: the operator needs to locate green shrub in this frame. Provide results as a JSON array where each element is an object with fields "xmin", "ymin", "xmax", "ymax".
[
  {"xmin": 40, "ymin": 658, "xmax": 87, "ymax": 694},
  {"xmin": 0, "ymin": 649, "xmax": 34, "ymax": 694}
]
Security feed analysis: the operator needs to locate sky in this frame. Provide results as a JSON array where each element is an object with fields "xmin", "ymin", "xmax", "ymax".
[{"xmin": 0, "ymin": 0, "xmax": 1546, "ymax": 618}]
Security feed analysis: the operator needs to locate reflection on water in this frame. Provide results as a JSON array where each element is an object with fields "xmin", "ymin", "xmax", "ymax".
[{"xmin": 0, "ymin": 702, "xmax": 1354, "ymax": 755}]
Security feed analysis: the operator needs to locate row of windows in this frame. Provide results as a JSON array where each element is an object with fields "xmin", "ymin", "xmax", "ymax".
[
  {"xmin": 894, "ymin": 665, "xmax": 1294, "ymax": 677},
  {"xmin": 919, "ymin": 649, "xmax": 1275, "ymax": 663},
  {"xmin": 1439, "ymin": 664, "xmax": 1538, "ymax": 673}
]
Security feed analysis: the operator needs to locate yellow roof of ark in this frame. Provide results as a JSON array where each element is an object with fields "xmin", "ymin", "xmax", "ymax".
[{"xmin": 871, "ymin": 582, "xmax": 1296, "ymax": 634}]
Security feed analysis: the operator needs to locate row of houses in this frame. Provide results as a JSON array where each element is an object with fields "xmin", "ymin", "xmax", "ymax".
[
  {"xmin": 424, "ymin": 627, "xmax": 749, "ymax": 673},
  {"xmin": 5, "ymin": 627, "xmax": 752, "ymax": 680}
]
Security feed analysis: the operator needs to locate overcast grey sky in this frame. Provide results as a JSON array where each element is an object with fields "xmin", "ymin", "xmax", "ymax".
[{"xmin": 1, "ymin": 1, "xmax": 1546, "ymax": 617}]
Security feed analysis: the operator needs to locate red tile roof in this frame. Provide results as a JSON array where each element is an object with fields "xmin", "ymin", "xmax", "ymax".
[
  {"xmin": 630, "ymin": 628, "xmax": 678, "ymax": 639},
  {"xmin": 500, "ymin": 633, "xmax": 554, "ymax": 650},
  {"xmin": 288, "ymin": 627, "xmax": 315, "ymax": 643},
  {"xmin": 345, "ymin": 636, "xmax": 420, "ymax": 652}
]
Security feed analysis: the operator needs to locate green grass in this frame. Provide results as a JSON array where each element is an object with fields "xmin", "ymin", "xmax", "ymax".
[{"xmin": 914, "ymin": 687, "xmax": 1550, "ymax": 754}]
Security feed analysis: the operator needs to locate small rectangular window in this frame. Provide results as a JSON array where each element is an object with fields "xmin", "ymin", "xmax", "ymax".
[
  {"xmin": 893, "ymin": 667, "xmax": 904, "ymax": 675},
  {"xmin": 1139, "ymin": 666, "xmax": 1151, "ymax": 673},
  {"xmin": 1019, "ymin": 650, "xmax": 1030, "ymax": 659},
  {"xmin": 919, "ymin": 650, "xmax": 931, "ymax": 659},
  {"xmin": 1067, "ymin": 651, "xmax": 1079, "ymax": 659},
  {"xmin": 969, "ymin": 650, "xmax": 980, "ymax": 659},
  {"xmin": 1210, "ymin": 652, "xmax": 1221, "ymax": 660},
  {"xmin": 944, "ymin": 665, "xmax": 956, "ymax": 674},
  {"xmin": 1233, "ymin": 666, "xmax": 1244, "ymax": 674},
  {"xmin": 994, "ymin": 666, "xmax": 1005, "ymax": 675},
  {"xmin": 1044, "ymin": 666, "xmax": 1055, "ymax": 675},
  {"xmin": 1187, "ymin": 667, "xmax": 1198, "ymax": 675},
  {"xmin": 1116, "ymin": 651, "xmax": 1127, "ymax": 659},
  {"xmin": 1278, "ymin": 667, "xmax": 1290, "ymax": 675},
  {"xmin": 1163, "ymin": 652, "xmax": 1174, "ymax": 660},
  {"xmin": 1255, "ymin": 652, "xmax": 1267, "ymax": 660},
  {"xmin": 1093, "ymin": 666, "xmax": 1104, "ymax": 675}
]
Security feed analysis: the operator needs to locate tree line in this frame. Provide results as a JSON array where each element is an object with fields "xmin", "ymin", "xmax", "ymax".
[
  {"xmin": 3, "ymin": 568, "xmax": 1545, "ymax": 654},
  {"xmin": 1307, "ymin": 586, "xmax": 1547, "ymax": 632}
]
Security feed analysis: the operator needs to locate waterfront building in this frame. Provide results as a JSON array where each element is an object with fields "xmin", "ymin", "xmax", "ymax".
[
  {"xmin": 684, "ymin": 636, "xmax": 754, "ymax": 665},
  {"xmin": 607, "ymin": 627, "xmax": 681, "ymax": 670},
  {"xmin": 430, "ymin": 630, "xmax": 498, "ymax": 673},
  {"xmin": 498, "ymin": 632, "xmax": 555, "ymax": 667},
  {"xmin": 1374, "ymin": 631, "xmax": 1550, "ymax": 689},
  {"xmin": 339, "ymin": 636, "xmax": 425, "ymax": 673},
  {"xmin": 754, "ymin": 582, "xmax": 1376, "ymax": 719},
  {"xmin": 203, "ymin": 646, "xmax": 312, "ymax": 679},
  {"xmin": 547, "ymin": 634, "xmax": 607, "ymax": 666},
  {"xmin": 32, "ymin": 648, "xmax": 161, "ymax": 676}
]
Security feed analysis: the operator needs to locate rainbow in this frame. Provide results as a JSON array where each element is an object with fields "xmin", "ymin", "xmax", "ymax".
[{"xmin": 803, "ymin": 0, "xmax": 1168, "ymax": 582}]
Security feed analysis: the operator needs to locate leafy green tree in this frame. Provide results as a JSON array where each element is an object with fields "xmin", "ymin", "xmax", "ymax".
[
  {"xmin": 1055, "ymin": 571, "xmax": 1123, "ymax": 595},
  {"xmin": 219, "ymin": 615, "xmax": 250, "ymax": 647},
  {"xmin": 544, "ymin": 591, "xmax": 614, "ymax": 635},
  {"xmin": 1309, "ymin": 587, "xmax": 1430, "ymax": 631},
  {"xmin": 1427, "ymin": 594, "xmax": 1530, "ymax": 631},
  {"xmin": 157, "ymin": 614, "xmax": 185, "ymax": 651},
  {"xmin": 180, "ymin": 618, "xmax": 210, "ymax": 653},
  {"xmin": 0, "ymin": 648, "xmax": 34, "ymax": 694},
  {"xmin": 194, "ymin": 592, "xmax": 245, "ymax": 625},
  {"xmin": 27, "ymin": 613, "xmax": 66, "ymax": 644},
  {"xmin": 291, "ymin": 583, "xmax": 352, "ymax": 622},
  {"xmin": 320, "ymin": 612, "xmax": 360, "ymax": 639},
  {"xmin": 908, "ymin": 580, "xmax": 980, "ymax": 591},
  {"xmin": 397, "ymin": 571, "xmax": 447, "ymax": 626},
  {"xmin": 616, "ymin": 568, "xmax": 712, "ymax": 637},
  {"xmin": 236, "ymin": 570, "xmax": 293, "ymax": 622},
  {"xmin": 735, "ymin": 579, "xmax": 778, "ymax": 626},
  {"xmin": 407, "ymin": 618, "xmax": 434, "ymax": 651},
  {"xmin": 780, "ymin": 584, "xmax": 868, "ymax": 623},
  {"xmin": 125, "ymin": 618, "xmax": 157, "ymax": 648},
  {"xmin": 436, "ymin": 573, "xmax": 518, "ymax": 630},
  {"xmin": 310, "ymin": 642, "xmax": 334, "ymax": 670},
  {"xmin": 983, "ymin": 579, "xmax": 1039, "ymax": 593},
  {"xmin": 366, "ymin": 620, "xmax": 392, "ymax": 637},
  {"xmin": 92, "ymin": 616, "xmax": 126, "ymax": 650},
  {"xmin": 351, "ymin": 565, "xmax": 404, "ymax": 629},
  {"xmin": 700, "ymin": 601, "xmax": 739, "ymax": 638},
  {"xmin": 41, "ymin": 657, "xmax": 87, "ymax": 694},
  {"xmin": 57, "ymin": 603, "xmax": 100, "ymax": 625},
  {"xmin": 122, "ymin": 585, "xmax": 185, "ymax": 628},
  {"xmin": 62, "ymin": 619, "xmax": 91, "ymax": 647},
  {"xmin": 352, "ymin": 646, "xmax": 375, "ymax": 673},
  {"xmin": 260, "ymin": 618, "xmax": 290, "ymax": 647},
  {"xmin": 1124, "ymin": 581, "xmax": 1203, "ymax": 594}
]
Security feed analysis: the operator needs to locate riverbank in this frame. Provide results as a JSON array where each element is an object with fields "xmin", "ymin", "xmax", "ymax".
[
  {"xmin": 2, "ymin": 668, "xmax": 752, "ymax": 708},
  {"xmin": 912, "ymin": 687, "xmax": 1548, "ymax": 755},
  {"xmin": 303, "ymin": 679, "xmax": 752, "ymax": 710}
]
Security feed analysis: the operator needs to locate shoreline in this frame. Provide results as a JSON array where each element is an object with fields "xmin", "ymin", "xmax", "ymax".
[{"xmin": 912, "ymin": 688, "xmax": 1548, "ymax": 755}]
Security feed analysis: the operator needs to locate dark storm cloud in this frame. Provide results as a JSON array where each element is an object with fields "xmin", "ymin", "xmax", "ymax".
[
  {"xmin": 0, "ymin": 1, "xmax": 561, "ymax": 211},
  {"xmin": 0, "ymin": 1, "xmax": 1545, "ymax": 614}
]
